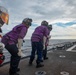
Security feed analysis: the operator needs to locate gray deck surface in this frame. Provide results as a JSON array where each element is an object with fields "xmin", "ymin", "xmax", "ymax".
[{"xmin": 0, "ymin": 50, "xmax": 76, "ymax": 75}]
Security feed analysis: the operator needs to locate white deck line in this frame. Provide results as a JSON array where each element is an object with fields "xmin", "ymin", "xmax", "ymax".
[{"xmin": 66, "ymin": 45, "xmax": 76, "ymax": 52}]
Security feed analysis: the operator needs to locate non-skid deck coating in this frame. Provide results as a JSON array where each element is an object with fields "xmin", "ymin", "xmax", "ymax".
[{"xmin": 0, "ymin": 49, "xmax": 76, "ymax": 75}]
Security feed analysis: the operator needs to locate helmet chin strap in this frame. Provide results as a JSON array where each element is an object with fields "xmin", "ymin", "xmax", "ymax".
[{"xmin": 0, "ymin": 23, "xmax": 3, "ymax": 27}]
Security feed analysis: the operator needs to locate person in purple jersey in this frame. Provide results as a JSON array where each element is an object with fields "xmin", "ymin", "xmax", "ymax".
[
  {"xmin": 29, "ymin": 20, "xmax": 49, "ymax": 68},
  {"xmin": 43, "ymin": 24, "xmax": 52, "ymax": 60},
  {"xmin": 1, "ymin": 18, "xmax": 32, "ymax": 75}
]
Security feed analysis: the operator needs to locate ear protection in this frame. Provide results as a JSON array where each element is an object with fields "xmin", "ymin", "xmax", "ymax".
[
  {"xmin": 48, "ymin": 24, "xmax": 52, "ymax": 31},
  {"xmin": 41, "ymin": 20, "xmax": 48, "ymax": 26},
  {"xmin": 22, "ymin": 18, "xmax": 32, "ymax": 26}
]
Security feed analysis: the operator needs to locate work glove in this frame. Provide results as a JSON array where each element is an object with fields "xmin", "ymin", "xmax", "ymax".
[
  {"xmin": 17, "ymin": 49, "xmax": 25, "ymax": 57},
  {"xmin": 43, "ymin": 44, "xmax": 45, "ymax": 50}
]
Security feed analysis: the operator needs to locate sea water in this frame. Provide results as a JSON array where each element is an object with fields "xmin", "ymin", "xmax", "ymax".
[{"xmin": 3, "ymin": 39, "xmax": 76, "ymax": 63}]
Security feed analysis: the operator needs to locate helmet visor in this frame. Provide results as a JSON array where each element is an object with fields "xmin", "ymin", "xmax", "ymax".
[
  {"xmin": 0, "ymin": 6, "xmax": 9, "ymax": 25},
  {"xmin": 0, "ymin": 12, "xmax": 9, "ymax": 25}
]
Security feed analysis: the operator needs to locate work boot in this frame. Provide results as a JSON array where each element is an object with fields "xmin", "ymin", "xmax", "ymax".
[
  {"xmin": 44, "ymin": 57, "xmax": 48, "ymax": 60},
  {"xmin": 36, "ymin": 63, "xmax": 44, "ymax": 68},
  {"xmin": 9, "ymin": 68, "xmax": 20, "ymax": 75},
  {"xmin": 29, "ymin": 61, "xmax": 32, "ymax": 66},
  {"xmin": 16, "ymin": 68, "xmax": 20, "ymax": 72}
]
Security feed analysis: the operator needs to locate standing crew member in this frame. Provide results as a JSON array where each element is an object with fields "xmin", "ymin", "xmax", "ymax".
[
  {"xmin": 43, "ymin": 25, "xmax": 52, "ymax": 60},
  {"xmin": 1, "ymin": 18, "xmax": 32, "ymax": 75},
  {"xmin": 29, "ymin": 21, "xmax": 48, "ymax": 68}
]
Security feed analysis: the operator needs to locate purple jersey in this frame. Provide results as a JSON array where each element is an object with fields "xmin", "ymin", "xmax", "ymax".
[
  {"xmin": 31, "ymin": 25, "xmax": 48, "ymax": 42},
  {"xmin": 1, "ymin": 23, "xmax": 28, "ymax": 45}
]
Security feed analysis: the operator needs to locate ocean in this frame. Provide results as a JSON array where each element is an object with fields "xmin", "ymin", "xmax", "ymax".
[{"xmin": 3, "ymin": 39, "xmax": 76, "ymax": 63}]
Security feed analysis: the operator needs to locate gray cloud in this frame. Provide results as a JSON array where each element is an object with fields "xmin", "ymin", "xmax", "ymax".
[
  {"xmin": 1, "ymin": 0, "xmax": 76, "ymax": 39},
  {"xmin": 1, "ymin": 0, "xmax": 76, "ymax": 21},
  {"xmin": 64, "ymin": 0, "xmax": 76, "ymax": 6}
]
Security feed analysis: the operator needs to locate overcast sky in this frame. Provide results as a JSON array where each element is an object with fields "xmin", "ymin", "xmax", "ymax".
[{"xmin": 0, "ymin": 0, "xmax": 76, "ymax": 39}]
